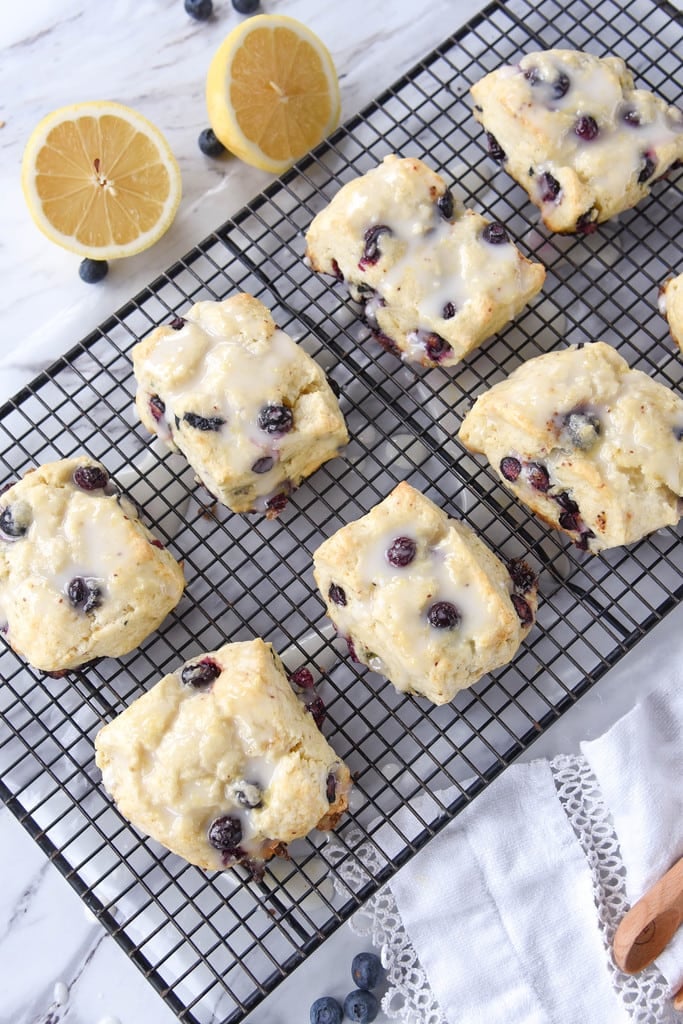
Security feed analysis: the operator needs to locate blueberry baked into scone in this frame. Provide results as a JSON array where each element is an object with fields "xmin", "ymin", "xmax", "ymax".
[
  {"xmin": 132, "ymin": 294, "xmax": 348, "ymax": 517},
  {"xmin": 470, "ymin": 49, "xmax": 683, "ymax": 233},
  {"xmin": 304, "ymin": 155, "xmax": 545, "ymax": 368},
  {"xmin": 312, "ymin": 482, "xmax": 538, "ymax": 705},
  {"xmin": 459, "ymin": 342, "xmax": 683, "ymax": 552},
  {"xmin": 0, "ymin": 457, "xmax": 185, "ymax": 673},
  {"xmin": 95, "ymin": 639, "xmax": 351, "ymax": 874},
  {"xmin": 659, "ymin": 273, "xmax": 683, "ymax": 353}
]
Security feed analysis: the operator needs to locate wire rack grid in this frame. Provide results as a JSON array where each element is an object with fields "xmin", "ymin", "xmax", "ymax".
[{"xmin": 1, "ymin": 0, "xmax": 682, "ymax": 1019}]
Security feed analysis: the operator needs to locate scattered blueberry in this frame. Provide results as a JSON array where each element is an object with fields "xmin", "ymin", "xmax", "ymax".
[
  {"xmin": 553, "ymin": 72, "xmax": 570, "ymax": 99},
  {"xmin": 326, "ymin": 772, "xmax": 337, "ymax": 803},
  {"xmin": 508, "ymin": 558, "xmax": 536, "ymax": 594},
  {"xmin": 78, "ymin": 259, "xmax": 108, "ymax": 284},
  {"xmin": 526, "ymin": 462, "xmax": 550, "ymax": 492},
  {"xmin": 183, "ymin": 411, "xmax": 225, "ymax": 431},
  {"xmin": 442, "ymin": 302, "xmax": 456, "ymax": 320},
  {"xmin": 539, "ymin": 171, "xmax": 561, "ymax": 203},
  {"xmin": 482, "ymin": 222, "xmax": 509, "ymax": 245},
  {"xmin": 500, "ymin": 456, "xmax": 522, "ymax": 482},
  {"xmin": 437, "ymin": 189, "xmax": 454, "ymax": 220},
  {"xmin": 207, "ymin": 815, "xmax": 242, "ymax": 852},
  {"xmin": 184, "ymin": 0, "xmax": 212, "ymax": 20},
  {"xmin": 638, "ymin": 153, "xmax": 657, "ymax": 184},
  {"xmin": 149, "ymin": 394, "xmax": 166, "ymax": 422},
  {"xmin": 198, "ymin": 128, "xmax": 225, "ymax": 158},
  {"xmin": 235, "ymin": 781, "xmax": 263, "ymax": 809},
  {"xmin": 181, "ymin": 657, "xmax": 221, "ymax": 690},
  {"xmin": 351, "ymin": 951, "xmax": 382, "ymax": 991},
  {"xmin": 0, "ymin": 505, "xmax": 30, "ymax": 539},
  {"xmin": 290, "ymin": 667, "xmax": 315, "ymax": 688},
  {"xmin": 170, "ymin": 316, "xmax": 186, "ymax": 330},
  {"xmin": 563, "ymin": 410, "xmax": 601, "ymax": 449},
  {"xmin": 328, "ymin": 583, "xmax": 347, "ymax": 607},
  {"xmin": 310, "ymin": 996, "xmax": 343, "ymax": 1024},
  {"xmin": 427, "ymin": 601, "xmax": 461, "ymax": 630},
  {"xmin": 359, "ymin": 224, "xmax": 392, "ymax": 270},
  {"xmin": 485, "ymin": 131, "xmax": 506, "ymax": 163},
  {"xmin": 73, "ymin": 465, "xmax": 109, "ymax": 491},
  {"xmin": 344, "ymin": 989, "xmax": 379, "ymax": 1023},
  {"xmin": 574, "ymin": 115, "xmax": 599, "ymax": 141},
  {"xmin": 257, "ymin": 404, "xmax": 294, "ymax": 435},
  {"xmin": 423, "ymin": 331, "xmax": 453, "ymax": 363},
  {"xmin": 511, "ymin": 593, "xmax": 534, "ymax": 627},
  {"xmin": 252, "ymin": 456, "xmax": 275, "ymax": 474},
  {"xmin": 386, "ymin": 536, "xmax": 417, "ymax": 567},
  {"xmin": 67, "ymin": 577, "xmax": 102, "ymax": 613},
  {"xmin": 305, "ymin": 693, "xmax": 327, "ymax": 729}
]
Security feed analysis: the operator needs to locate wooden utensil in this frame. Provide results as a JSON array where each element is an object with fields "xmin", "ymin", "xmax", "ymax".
[{"xmin": 613, "ymin": 857, "xmax": 683, "ymax": 975}]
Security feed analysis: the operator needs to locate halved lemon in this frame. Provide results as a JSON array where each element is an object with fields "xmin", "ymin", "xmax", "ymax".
[
  {"xmin": 21, "ymin": 101, "xmax": 182, "ymax": 260},
  {"xmin": 206, "ymin": 14, "xmax": 340, "ymax": 174}
]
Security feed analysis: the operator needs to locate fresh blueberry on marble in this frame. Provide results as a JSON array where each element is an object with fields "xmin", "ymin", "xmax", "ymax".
[
  {"xmin": 183, "ymin": 411, "xmax": 225, "ymax": 431},
  {"xmin": 351, "ymin": 951, "xmax": 382, "ymax": 991},
  {"xmin": 207, "ymin": 814, "xmax": 242, "ymax": 852},
  {"xmin": 232, "ymin": 0, "xmax": 260, "ymax": 11},
  {"xmin": 386, "ymin": 536, "xmax": 417, "ymax": 567},
  {"xmin": 78, "ymin": 258, "xmax": 108, "ymax": 284},
  {"xmin": 427, "ymin": 601, "xmax": 461, "ymax": 630},
  {"xmin": 181, "ymin": 657, "xmax": 221, "ymax": 690},
  {"xmin": 198, "ymin": 127, "xmax": 225, "ymax": 157},
  {"xmin": 310, "ymin": 996, "xmax": 343, "ymax": 1024},
  {"xmin": 184, "ymin": 0, "xmax": 212, "ymax": 20},
  {"xmin": 257, "ymin": 404, "xmax": 293, "ymax": 435},
  {"xmin": 328, "ymin": 583, "xmax": 347, "ymax": 606},
  {"xmin": 73, "ymin": 464, "xmax": 109, "ymax": 491},
  {"xmin": 344, "ymin": 989, "xmax": 379, "ymax": 1023}
]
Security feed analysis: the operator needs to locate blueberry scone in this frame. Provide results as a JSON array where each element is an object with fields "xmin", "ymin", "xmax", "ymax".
[
  {"xmin": 471, "ymin": 49, "xmax": 683, "ymax": 233},
  {"xmin": 459, "ymin": 342, "xmax": 683, "ymax": 552},
  {"xmin": 0, "ymin": 457, "xmax": 185, "ymax": 673},
  {"xmin": 95, "ymin": 639, "xmax": 351, "ymax": 874},
  {"xmin": 132, "ymin": 294, "xmax": 348, "ymax": 517},
  {"xmin": 312, "ymin": 482, "xmax": 537, "ymax": 705},
  {"xmin": 659, "ymin": 273, "xmax": 683, "ymax": 353},
  {"xmin": 304, "ymin": 155, "xmax": 545, "ymax": 368}
]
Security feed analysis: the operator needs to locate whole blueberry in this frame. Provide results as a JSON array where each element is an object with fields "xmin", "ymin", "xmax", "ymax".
[
  {"xmin": 232, "ymin": 0, "xmax": 260, "ymax": 11},
  {"xmin": 73, "ymin": 465, "xmax": 109, "ymax": 491},
  {"xmin": 198, "ymin": 128, "xmax": 226, "ymax": 157},
  {"xmin": 78, "ymin": 259, "xmax": 109, "ymax": 284},
  {"xmin": 328, "ymin": 583, "xmax": 347, "ymax": 607},
  {"xmin": 207, "ymin": 815, "xmax": 242, "ymax": 852},
  {"xmin": 257, "ymin": 404, "xmax": 293, "ymax": 436},
  {"xmin": 344, "ymin": 989, "xmax": 379, "ymax": 1023},
  {"xmin": 500, "ymin": 456, "xmax": 522, "ymax": 482},
  {"xmin": 359, "ymin": 224, "xmax": 393, "ymax": 269},
  {"xmin": 563, "ymin": 410, "xmax": 601, "ymax": 449},
  {"xmin": 326, "ymin": 772, "xmax": 337, "ymax": 803},
  {"xmin": 185, "ymin": 0, "xmax": 212, "ymax": 20},
  {"xmin": 638, "ymin": 153, "xmax": 657, "ymax": 184},
  {"xmin": 442, "ymin": 301, "xmax": 456, "ymax": 320},
  {"xmin": 424, "ymin": 331, "xmax": 452, "ymax": 363},
  {"xmin": 386, "ymin": 536, "xmax": 416, "ymax": 567},
  {"xmin": 181, "ymin": 657, "xmax": 221, "ymax": 690},
  {"xmin": 310, "ymin": 996, "xmax": 343, "ymax": 1024},
  {"xmin": 574, "ymin": 115, "xmax": 599, "ymax": 141},
  {"xmin": 539, "ymin": 171, "xmax": 561, "ymax": 202},
  {"xmin": 0, "ymin": 505, "xmax": 30, "ymax": 539},
  {"xmin": 525, "ymin": 462, "xmax": 550, "ymax": 492},
  {"xmin": 251, "ymin": 456, "xmax": 274, "ymax": 474},
  {"xmin": 67, "ymin": 577, "xmax": 102, "ymax": 613},
  {"xmin": 485, "ymin": 131, "xmax": 506, "ymax": 163},
  {"xmin": 170, "ymin": 317, "xmax": 186, "ymax": 330},
  {"xmin": 437, "ymin": 189, "xmax": 454, "ymax": 220},
  {"xmin": 305, "ymin": 693, "xmax": 327, "ymax": 729},
  {"xmin": 351, "ymin": 951, "xmax": 382, "ymax": 991},
  {"xmin": 482, "ymin": 222, "xmax": 509, "ymax": 245},
  {"xmin": 553, "ymin": 72, "xmax": 570, "ymax": 99},
  {"xmin": 427, "ymin": 601, "xmax": 461, "ymax": 630},
  {"xmin": 235, "ymin": 781, "xmax": 263, "ymax": 809},
  {"xmin": 149, "ymin": 394, "xmax": 166, "ymax": 422}
]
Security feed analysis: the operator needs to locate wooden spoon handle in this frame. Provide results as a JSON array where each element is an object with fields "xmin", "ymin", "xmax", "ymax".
[{"xmin": 613, "ymin": 857, "xmax": 683, "ymax": 975}]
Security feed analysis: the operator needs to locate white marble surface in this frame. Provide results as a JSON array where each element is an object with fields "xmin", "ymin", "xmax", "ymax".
[{"xmin": 0, "ymin": 1, "xmax": 681, "ymax": 1023}]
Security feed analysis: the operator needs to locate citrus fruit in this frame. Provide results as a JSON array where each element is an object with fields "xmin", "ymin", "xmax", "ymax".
[
  {"xmin": 21, "ymin": 101, "xmax": 182, "ymax": 260},
  {"xmin": 206, "ymin": 14, "xmax": 340, "ymax": 174}
]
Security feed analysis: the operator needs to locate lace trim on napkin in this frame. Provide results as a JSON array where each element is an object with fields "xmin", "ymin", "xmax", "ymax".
[{"xmin": 332, "ymin": 755, "xmax": 675, "ymax": 1024}]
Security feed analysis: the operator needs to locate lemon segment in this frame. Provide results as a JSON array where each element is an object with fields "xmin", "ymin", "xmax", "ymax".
[
  {"xmin": 206, "ymin": 15, "xmax": 340, "ymax": 174},
  {"xmin": 22, "ymin": 101, "xmax": 182, "ymax": 260}
]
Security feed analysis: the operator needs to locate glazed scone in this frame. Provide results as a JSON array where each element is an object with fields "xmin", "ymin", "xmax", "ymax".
[
  {"xmin": 459, "ymin": 342, "xmax": 683, "ymax": 552},
  {"xmin": 0, "ymin": 457, "xmax": 185, "ymax": 672},
  {"xmin": 660, "ymin": 273, "xmax": 683, "ymax": 353},
  {"xmin": 95, "ymin": 639, "xmax": 351, "ymax": 874},
  {"xmin": 132, "ymin": 294, "xmax": 348, "ymax": 517},
  {"xmin": 312, "ymin": 482, "xmax": 537, "ymax": 705},
  {"xmin": 305, "ymin": 155, "xmax": 545, "ymax": 368},
  {"xmin": 470, "ymin": 49, "xmax": 683, "ymax": 233}
]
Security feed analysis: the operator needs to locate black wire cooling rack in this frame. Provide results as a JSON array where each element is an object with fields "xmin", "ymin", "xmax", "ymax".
[{"xmin": 1, "ymin": 0, "xmax": 682, "ymax": 1019}]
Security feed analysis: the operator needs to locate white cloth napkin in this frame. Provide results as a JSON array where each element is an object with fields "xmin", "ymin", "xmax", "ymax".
[{"xmin": 390, "ymin": 761, "xmax": 628, "ymax": 1024}]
